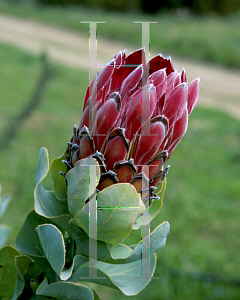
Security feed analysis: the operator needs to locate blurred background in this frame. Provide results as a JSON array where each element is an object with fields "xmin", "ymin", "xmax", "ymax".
[{"xmin": 0, "ymin": 0, "xmax": 240, "ymax": 299}]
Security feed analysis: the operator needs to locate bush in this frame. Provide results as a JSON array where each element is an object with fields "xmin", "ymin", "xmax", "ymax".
[
  {"xmin": 37, "ymin": 0, "xmax": 141, "ymax": 11},
  {"xmin": 140, "ymin": 0, "xmax": 240, "ymax": 15},
  {"xmin": 7, "ymin": 0, "xmax": 240, "ymax": 14}
]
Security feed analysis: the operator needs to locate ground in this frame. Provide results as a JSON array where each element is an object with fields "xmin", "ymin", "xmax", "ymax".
[{"xmin": 1, "ymin": 13, "xmax": 240, "ymax": 120}]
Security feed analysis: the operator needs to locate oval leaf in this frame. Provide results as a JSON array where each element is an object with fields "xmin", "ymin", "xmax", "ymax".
[
  {"xmin": 34, "ymin": 147, "xmax": 69, "ymax": 218},
  {"xmin": 49, "ymin": 214, "xmax": 85, "ymax": 239},
  {"xmin": 98, "ymin": 254, "xmax": 156, "ymax": 295},
  {"xmin": 37, "ymin": 280, "xmax": 94, "ymax": 300},
  {"xmin": 66, "ymin": 158, "xmax": 100, "ymax": 216},
  {"xmin": 15, "ymin": 210, "xmax": 47, "ymax": 256},
  {"xmin": 132, "ymin": 177, "xmax": 167, "ymax": 230},
  {"xmin": 69, "ymin": 253, "xmax": 157, "ymax": 296},
  {"xmin": 70, "ymin": 183, "xmax": 142, "ymax": 245},
  {"xmin": 12, "ymin": 256, "xmax": 33, "ymax": 300},
  {"xmin": 13, "ymin": 256, "xmax": 44, "ymax": 300},
  {"xmin": 15, "ymin": 211, "xmax": 62, "ymax": 283},
  {"xmin": 74, "ymin": 235, "xmax": 133, "ymax": 261},
  {"xmin": 117, "ymin": 221, "xmax": 170, "ymax": 264},
  {"xmin": 50, "ymin": 149, "xmax": 68, "ymax": 200},
  {"xmin": 74, "ymin": 221, "xmax": 169, "ymax": 264},
  {"xmin": 0, "ymin": 245, "xmax": 20, "ymax": 300},
  {"xmin": 36, "ymin": 224, "xmax": 65, "ymax": 277}
]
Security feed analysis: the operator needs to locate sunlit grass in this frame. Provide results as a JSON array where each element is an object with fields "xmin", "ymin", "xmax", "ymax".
[{"xmin": 0, "ymin": 1, "xmax": 240, "ymax": 68}]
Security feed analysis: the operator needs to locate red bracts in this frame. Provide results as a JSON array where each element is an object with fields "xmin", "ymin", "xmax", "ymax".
[{"xmin": 67, "ymin": 49, "xmax": 199, "ymax": 197}]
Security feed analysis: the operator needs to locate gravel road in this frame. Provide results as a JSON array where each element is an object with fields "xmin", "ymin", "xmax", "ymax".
[{"xmin": 1, "ymin": 14, "xmax": 240, "ymax": 120}]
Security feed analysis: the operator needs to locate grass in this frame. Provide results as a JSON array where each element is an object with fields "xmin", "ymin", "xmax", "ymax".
[
  {"xmin": 0, "ymin": 43, "xmax": 240, "ymax": 299},
  {"xmin": 0, "ymin": 43, "xmax": 89, "ymax": 241},
  {"xmin": 0, "ymin": 1, "xmax": 240, "ymax": 69}
]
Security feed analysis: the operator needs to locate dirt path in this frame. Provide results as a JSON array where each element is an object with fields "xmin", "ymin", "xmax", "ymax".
[{"xmin": 1, "ymin": 14, "xmax": 240, "ymax": 120}]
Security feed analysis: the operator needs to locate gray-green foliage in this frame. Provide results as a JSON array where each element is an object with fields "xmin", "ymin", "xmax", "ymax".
[
  {"xmin": 0, "ymin": 147, "xmax": 169, "ymax": 299},
  {"xmin": 0, "ymin": 183, "xmax": 11, "ymax": 247}
]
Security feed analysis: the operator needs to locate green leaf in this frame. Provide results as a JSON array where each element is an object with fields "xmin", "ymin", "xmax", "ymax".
[
  {"xmin": 113, "ymin": 221, "xmax": 170, "ymax": 264},
  {"xmin": 107, "ymin": 243, "xmax": 133, "ymax": 259},
  {"xmin": 74, "ymin": 222, "xmax": 169, "ymax": 264},
  {"xmin": 35, "ymin": 223, "xmax": 74, "ymax": 281},
  {"xmin": 0, "ymin": 245, "xmax": 20, "ymax": 299},
  {"xmin": 0, "ymin": 225, "xmax": 11, "ymax": 247},
  {"xmin": 66, "ymin": 158, "xmax": 100, "ymax": 216},
  {"xmin": 50, "ymin": 214, "xmax": 85, "ymax": 239},
  {"xmin": 68, "ymin": 255, "xmax": 117, "ymax": 290},
  {"xmin": 65, "ymin": 234, "xmax": 74, "ymax": 263},
  {"xmin": 149, "ymin": 221, "xmax": 170, "ymax": 254},
  {"xmin": 50, "ymin": 149, "xmax": 68, "ymax": 200},
  {"xmin": 15, "ymin": 210, "xmax": 46, "ymax": 257},
  {"xmin": 36, "ymin": 224, "xmax": 65, "ymax": 278},
  {"xmin": 36, "ymin": 277, "xmax": 48, "ymax": 292},
  {"xmin": 93, "ymin": 289, "xmax": 101, "ymax": 300},
  {"xmin": 34, "ymin": 148, "xmax": 49, "ymax": 188},
  {"xmin": 75, "ymin": 235, "xmax": 111, "ymax": 260},
  {"xmin": 15, "ymin": 210, "xmax": 61, "ymax": 282},
  {"xmin": 132, "ymin": 178, "xmax": 167, "ymax": 230},
  {"xmin": 28, "ymin": 256, "xmax": 58, "ymax": 284},
  {"xmin": 60, "ymin": 265, "xmax": 74, "ymax": 281},
  {"xmin": 69, "ymin": 253, "xmax": 157, "ymax": 296},
  {"xmin": 12, "ymin": 256, "xmax": 32, "ymax": 300},
  {"xmin": 74, "ymin": 235, "xmax": 133, "ymax": 262},
  {"xmin": 37, "ymin": 279, "xmax": 94, "ymax": 300},
  {"xmin": 71, "ymin": 183, "xmax": 141, "ymax": 245},
  {"xmin": 34, "ymin": 147, "xmax": 69, "ymax": 218},
  {"xmin": 13, "ymin": 256, "xmax": 44, "ymax": 300},
  {"xmin": 30, "ymin": 296, "xmax": 49, "ymax": 300},
  {"xmin": 97, "ymin": 255, "xmax": 156, "ymax": 295}
]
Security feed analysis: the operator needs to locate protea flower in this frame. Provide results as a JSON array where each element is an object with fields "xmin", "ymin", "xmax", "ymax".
[{"xmin": 63, "ymin": 49, "xmax": 199, "ymax": 203}]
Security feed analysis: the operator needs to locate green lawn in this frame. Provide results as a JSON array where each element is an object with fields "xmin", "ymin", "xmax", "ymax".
[
  {"xmin": 0, "ymin": 43, "xmax": 240, "ymax": 299},
  {"xmin": 0, "ymin": 1, "xmax": 240, "ymax": 69},
  {"xmin": 0, "ymin": 43, "xmax": 89, "ymax": 241}
]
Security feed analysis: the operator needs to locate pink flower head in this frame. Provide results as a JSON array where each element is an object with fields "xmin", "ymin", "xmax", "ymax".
[{"xmin": 66, "ymin": 49, "xmax": 199, "ymax": 199}]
